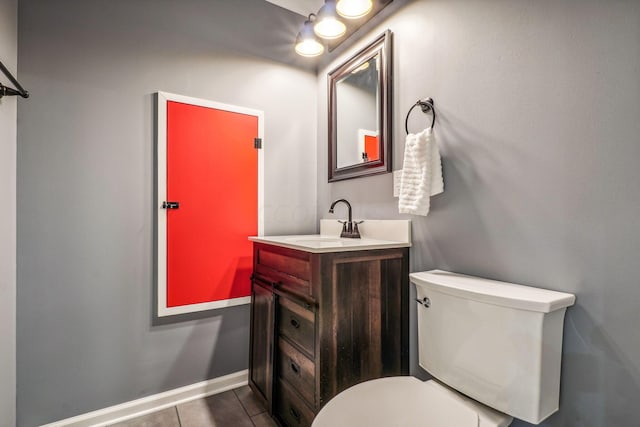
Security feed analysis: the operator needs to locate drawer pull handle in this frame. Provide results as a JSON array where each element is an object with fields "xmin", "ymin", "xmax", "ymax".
[
  {"xmin": 290, "ymin": 360, "xmax": 300, "ymax": 375},
  {"xmin": 290, "ymin": 318, "xmax": 300, "ymax": 329},
  {"xmin": 289, "ymin": 407, "xmax": 301, "ymax": 422}
]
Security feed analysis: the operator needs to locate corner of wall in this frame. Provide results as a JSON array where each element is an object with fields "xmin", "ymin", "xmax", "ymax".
[{"xmin": 0, "ymin": 0, "xmax": 18, "ymax": 424}]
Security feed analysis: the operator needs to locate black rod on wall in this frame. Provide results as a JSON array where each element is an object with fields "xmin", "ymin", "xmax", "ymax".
[{"xmin": 0, "ymin": 60, "xmax": 29, "ymax": 99}]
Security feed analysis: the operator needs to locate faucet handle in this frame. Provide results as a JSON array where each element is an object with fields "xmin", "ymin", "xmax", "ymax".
[
  {"xmin": 337, "ymin": 220, "xmax": 348, "ymax": 237},
  {"xmin": 352, "ymin": 221, "xmax": 362, "ymax": 239}
]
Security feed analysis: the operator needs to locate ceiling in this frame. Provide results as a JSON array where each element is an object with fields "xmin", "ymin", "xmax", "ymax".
[{"xmin": 264, "ymin": 0, "xmax": 324, "ymax": 17}]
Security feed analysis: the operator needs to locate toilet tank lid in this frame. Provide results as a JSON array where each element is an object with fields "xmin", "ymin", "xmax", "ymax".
[{"xmin": 410, "ymin": 270, "xmax": 576, "ymax": 313}]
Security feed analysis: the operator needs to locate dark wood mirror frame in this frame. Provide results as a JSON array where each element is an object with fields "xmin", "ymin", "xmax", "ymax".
[{"xmin": 328, "ymin": 30, "xmax": 393, "ymax": 182}]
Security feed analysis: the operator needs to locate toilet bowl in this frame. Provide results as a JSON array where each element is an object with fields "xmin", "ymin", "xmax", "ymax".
[
  {"xmin": 312, "ymin": 270, "xmax": 575, "ymax": 427},
  {"xmin": 312, "ymin": 377, "xmax": 512, "ymax": 427}
]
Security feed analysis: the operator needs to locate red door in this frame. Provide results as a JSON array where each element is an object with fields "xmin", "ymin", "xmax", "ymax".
[
  {"xmin": 364, "ymin": 134, "xmax": 380, "ymax": 162},
  {"xmin": 164, "ymin": 100, "xmax": 259, "ymax": 310}
]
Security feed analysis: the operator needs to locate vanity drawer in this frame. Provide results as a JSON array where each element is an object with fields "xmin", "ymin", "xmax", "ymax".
[
  {"xmin": 255, "ymin": 245, "xmax": 311, "ymax": 295},
  {"xmin": 277, "ymin": 338, "xmax": 316, "ymax": 406},
  {"xmin": 277, "ymin": 296, "xmax": 315, "ymax": 357},
  {"xmin": 275, "ymin": 379, "xmax": 315, "ymax": 427}
]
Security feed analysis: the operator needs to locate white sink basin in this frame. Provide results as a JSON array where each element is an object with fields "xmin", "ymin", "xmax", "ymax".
[{"xmin": 288, "ymin": 237, "xmax": 344, "ymax": 245}]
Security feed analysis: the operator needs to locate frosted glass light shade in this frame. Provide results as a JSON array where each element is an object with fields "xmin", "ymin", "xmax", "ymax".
[
  {"xmin": 295, "ymin": 38, "xmax": 325, "ymax": 56},
  {"xmin": 336, "ymin": 0, "xmax": 373, "ymax": 19},
  {"xmin": 295, "ymin": 16, "xmax": 325, "ymax": 57},
  {"xmin": 314, "ymin": 17, "xmax": 346, "ymax": 39},
  {"xmin": 314, "ymin": 1, "xmax": 347, "ymax": 39}
]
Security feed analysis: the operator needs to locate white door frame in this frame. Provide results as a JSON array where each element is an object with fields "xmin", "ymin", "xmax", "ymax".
[{"xmin": 156, "ymin": 91, "xmax": 264, "ymax": 317}]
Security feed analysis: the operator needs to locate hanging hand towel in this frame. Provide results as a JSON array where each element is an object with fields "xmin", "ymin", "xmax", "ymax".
[{"xmin": 398, "ymin": 127, "xmax": 444, "ymax": 216}]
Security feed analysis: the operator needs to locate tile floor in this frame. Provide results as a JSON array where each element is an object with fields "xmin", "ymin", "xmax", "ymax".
[{"xmin": 109, "ymin": 386, "xmax": 278, "ymax": 427}]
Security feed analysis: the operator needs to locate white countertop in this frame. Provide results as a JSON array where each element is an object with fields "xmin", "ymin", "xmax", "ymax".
[
  {"xmin": 248, "ymin": 234, "xmax": 410, "ymax": 253},
  {"xmin": 249, "ymin": 219, "xmax": 411, "ymax": 253}
]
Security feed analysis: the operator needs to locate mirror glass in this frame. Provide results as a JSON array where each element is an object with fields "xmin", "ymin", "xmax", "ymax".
[
  {"xmin": 329, "ymin": 30, "xmax": 392, "ymax": 182},
  {"xmin": 335, "ymin": 55, "xmax": 379, "ymax": 168}
]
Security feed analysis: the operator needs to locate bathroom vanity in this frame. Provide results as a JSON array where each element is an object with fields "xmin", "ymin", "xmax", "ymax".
[{"xmin": 248, "ymin": 221, "xmax": 410, "ymax": 427}]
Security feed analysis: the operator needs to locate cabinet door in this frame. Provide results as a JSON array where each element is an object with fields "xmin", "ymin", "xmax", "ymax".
[
  {"xmin": 319, "ymin": 250, "xmax": 408, "ymax": 404},
  {"xmin": 156, "ymin": 92, "xmax": 264, "ymax": 316},
  {"xmin": 249, "ymin": 280, "xmax": 274, "ymax": 409}
]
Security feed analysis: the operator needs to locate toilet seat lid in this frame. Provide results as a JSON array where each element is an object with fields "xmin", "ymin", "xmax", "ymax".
[{"xmin": 312, "ymin": 377, "xmax": 512, "ymax": 427}]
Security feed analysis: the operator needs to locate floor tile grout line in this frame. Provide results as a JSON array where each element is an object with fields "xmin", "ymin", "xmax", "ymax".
[
  {"xmin": 233, "ymin": 387, "xmax": 263, "ymax": 427},
  {"xmin": 174, "ymin": 405, "xmax": 182, "ymax": 427},
  {"xmin": 108, "ymin": 388, "xmax": 270, "ymax": 427},
  {"xmin": 233, "ymin": 387, "xmax": 256, "ymax": 425}
]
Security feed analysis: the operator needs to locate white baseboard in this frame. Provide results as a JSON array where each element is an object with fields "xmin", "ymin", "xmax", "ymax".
[{"xmin": 41, "ymin": 370, "xmax": 249, "ymax": 427}]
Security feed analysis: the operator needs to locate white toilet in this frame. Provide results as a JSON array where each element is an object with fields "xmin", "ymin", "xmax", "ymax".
[{"xmin": 312, "ymin": 270, "xmax": 576, "ymax": 427}]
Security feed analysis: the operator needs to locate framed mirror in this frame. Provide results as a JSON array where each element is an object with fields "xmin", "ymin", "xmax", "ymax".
[{"xmin": 328, "ymin": 30, "xmax": 392, "ymax": 182}]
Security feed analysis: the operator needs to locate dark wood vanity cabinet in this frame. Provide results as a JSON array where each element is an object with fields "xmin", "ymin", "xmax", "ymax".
[
  {"xmin": 249, "ymin": 242, "xmax": 409, "ymax": 427},
  {"xmin": 249, "ymin": 280, "xmax": 274, "ymax": 408}
]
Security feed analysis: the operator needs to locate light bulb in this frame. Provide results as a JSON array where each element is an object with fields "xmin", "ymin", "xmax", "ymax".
[
  {"xmin": 336, "ymin": 0, "xmax": 373, "ymax": 19},
  {"xmin": 351, "ymin": 61, "xmax": 370, "ymax": 74}
]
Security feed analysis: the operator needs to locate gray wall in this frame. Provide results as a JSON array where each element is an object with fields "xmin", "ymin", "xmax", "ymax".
[
  {"xmin": 17, "ymin": 0, "xmax": 317, "ymax": 425},
  {"xmin": 0, "ymin": 0, "xmax": 17, "ymax": 425},
  {"xmin": 17, "ymin": 0, "xmax": 640, "ymax": 425},
  {"xmin": 318, "ymin": 1, "xmax": 640, "ymax": 426}
]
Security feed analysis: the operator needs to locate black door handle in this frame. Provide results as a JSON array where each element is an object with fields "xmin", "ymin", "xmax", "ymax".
[{"xmin": 162, "ymin": 201, "xmax": 180, "ymax": 209}]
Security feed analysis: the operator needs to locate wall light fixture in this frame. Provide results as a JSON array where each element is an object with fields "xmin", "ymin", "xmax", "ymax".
[
  {"xmin": 295, "ymin": 15, "xmax": 325, "ymax": 57},
  {"xmin": 294, "ymin": 0, "xmax": 391, "ymax": 57}
]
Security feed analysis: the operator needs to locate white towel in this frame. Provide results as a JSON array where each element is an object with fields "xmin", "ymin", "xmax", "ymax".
[{"xmin": 398, "ymin": 128, "xmax": 444, "ymax": 216}]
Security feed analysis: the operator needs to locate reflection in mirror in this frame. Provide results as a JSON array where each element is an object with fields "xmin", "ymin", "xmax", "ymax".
[
  {"xmin": 328, "ymin": 30, "xmax": 392, "ymax": 181},
  {"xmin": 335, "ymin": 55, "xmax": 379, "ymax": 168}
]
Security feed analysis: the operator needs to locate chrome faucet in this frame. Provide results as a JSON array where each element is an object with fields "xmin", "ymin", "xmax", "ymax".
[{"xmin": 329, "ymin": 199, "xmax": 362, "ymax": 239}]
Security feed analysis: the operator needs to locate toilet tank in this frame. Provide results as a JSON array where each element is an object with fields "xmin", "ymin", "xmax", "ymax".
[{"xmin": 410, "ymin": 270, "xmax": 575, "ymax": 425}]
